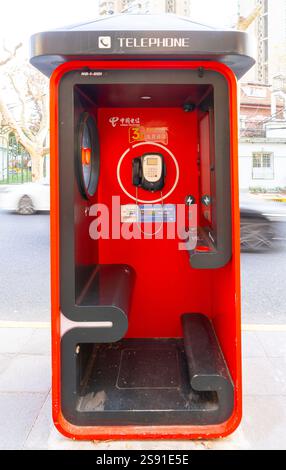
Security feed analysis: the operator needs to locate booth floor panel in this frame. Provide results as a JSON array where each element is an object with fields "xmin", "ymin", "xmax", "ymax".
[{"xmin": 75, "ymin": 339, "xmax": 218, "ymax": 425}]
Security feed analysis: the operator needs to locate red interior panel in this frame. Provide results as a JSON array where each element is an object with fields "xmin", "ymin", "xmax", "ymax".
[{"xmin": 96, "ymin": 107, "xmax": 212, "ymax": 337}]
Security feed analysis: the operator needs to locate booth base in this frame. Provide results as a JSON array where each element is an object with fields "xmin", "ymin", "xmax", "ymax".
[
  {"xmin": 61, "ymin": 314, "xmax": 234, "ymax": 427},
  {"xmin": 76, "ymin": 338, "xmax": 218, "ymax": 425}
]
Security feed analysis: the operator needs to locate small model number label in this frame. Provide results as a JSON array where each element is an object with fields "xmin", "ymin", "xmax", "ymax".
[{"xmin": 81, "ymin": 71, "xmax": 103, "ymax": 76}]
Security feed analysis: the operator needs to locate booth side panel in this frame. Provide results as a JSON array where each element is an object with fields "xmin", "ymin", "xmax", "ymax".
[
  {"xmin": 73, "ymin": 90, "xmax": 101, "ymax": 301},
  {"xmin": 50, "ymin": 68, "xmax": 61, "ymax": 430},
  {"xmin": 211, "ymin": 73, "xmax": 242, "ymax": 428},
  {"xmin": 74, "ymin": 90, "xmax": 99, "ymax": 269}
]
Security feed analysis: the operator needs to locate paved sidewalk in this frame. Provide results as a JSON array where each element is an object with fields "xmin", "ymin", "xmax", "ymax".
[{"xmin": 0, "ymin": 324, "xmax": 285, "ymax": 450}]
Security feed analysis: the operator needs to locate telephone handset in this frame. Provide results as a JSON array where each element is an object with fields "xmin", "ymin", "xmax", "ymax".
[{"xmin": 132, "ymin": 153, "xmax": 166, "ymax": 192}]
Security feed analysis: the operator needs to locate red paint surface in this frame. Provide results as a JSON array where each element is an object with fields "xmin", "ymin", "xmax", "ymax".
[{"xmin": 96, "ymin": 107, "xmax": 212, "ymax": 338}]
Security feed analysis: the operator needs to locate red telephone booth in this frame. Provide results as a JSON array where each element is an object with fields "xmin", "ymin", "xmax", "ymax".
[{"xmin": 30, "ymin": 14, "xmax": 254, "ymax": 440}]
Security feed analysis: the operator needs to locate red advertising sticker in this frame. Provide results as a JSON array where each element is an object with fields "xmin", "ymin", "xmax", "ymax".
[{"xmin": 129, "ymin": 126, "xmax": 168, "ymax": 144}]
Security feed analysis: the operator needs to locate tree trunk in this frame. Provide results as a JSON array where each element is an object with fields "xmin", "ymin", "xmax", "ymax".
[{"xmin": 30, "ymin": 151, "xmax": 44, "ymax": 182}]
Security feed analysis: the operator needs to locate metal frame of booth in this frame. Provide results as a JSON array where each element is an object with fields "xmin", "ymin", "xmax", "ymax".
[{"xmin": 47, "ymin": 59, "xmax": 243, "ymax": 440}]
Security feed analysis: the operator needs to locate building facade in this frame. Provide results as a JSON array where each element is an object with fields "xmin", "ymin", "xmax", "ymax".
[
  {"xmin": 239, "ymin": 138, "xmax": 286, "ymax": 190},
  {"xmin": 239, "ymin": 82, "xmax": 286, "ymax": 190},
  {"xmin": 239, "ymin": 0, "xmax": 286, "ymax": 84},
  {"xmin": 240, "ymin": 82, "xmax": 285, "ymax": 138},
  {"xmin": 238, "ymin": 1, "xmax": 286, "ymax": 190}
]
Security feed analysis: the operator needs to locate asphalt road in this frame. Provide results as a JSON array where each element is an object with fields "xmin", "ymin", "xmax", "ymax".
[
  {"xmin": 241, "ymin": 225, "xmax": 286, "ymax": 324},
  {"xmin": 0, "ymin": 208, "xmax": 286, "ymax": 324},
  {"xmin": 0, "ymin": 210, "xmax": 50, "ymax": 322}
]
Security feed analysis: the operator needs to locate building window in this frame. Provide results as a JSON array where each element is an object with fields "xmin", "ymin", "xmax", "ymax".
[
  {"xmin": 166, "ymin": 0, "xmax": 176, "ymax": 13},
  {"xmin": 252, "ymin": 152, "xmax": 274, "ymax": 179},
  {"xmin": 240, "ymin": 115, "xmax": 247, "ymax": 129},
  {"xmin": 242, "ymin": 86, "xmax": 267, "ymax": 98}
]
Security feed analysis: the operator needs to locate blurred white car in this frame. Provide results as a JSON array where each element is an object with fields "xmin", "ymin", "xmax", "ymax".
[{"xmin": 0, "ymin": 179, "xmax": 50, "ymax": 214}]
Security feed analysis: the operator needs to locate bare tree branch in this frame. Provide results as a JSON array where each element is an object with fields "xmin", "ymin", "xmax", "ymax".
[
  {"xmin": 7, "ymin": 72, "xmax": 35, "ymax": 142},
  {"xmin": 0, "ymin": 93, "xmax": 35, "ymax": 155},
  {"xmin": 37, "ymin": 93, "xmax": 49, "ymax": 145},
  {"xmin": 0, "ymin": 42, "xmax": 22, "ymax": 66},
  {"xmin": 0, "ymin": 44, "xmax": 49, "ymax": 181}
]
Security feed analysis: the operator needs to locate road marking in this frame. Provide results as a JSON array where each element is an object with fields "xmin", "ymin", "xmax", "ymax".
[
  {"xmin": 263, "ymin": 213, "xmax": 286, "ymax": 217},
  {"xmin": 0, "ymin": 321, "xmax": 286, "ymax": 333},
  {"xmin": 0, "ymin": 321, "xmax": 50, "ymax": 329},
  {"xmin": 242, "ymin": 324, "xmax": 286, "ymax": 332}
]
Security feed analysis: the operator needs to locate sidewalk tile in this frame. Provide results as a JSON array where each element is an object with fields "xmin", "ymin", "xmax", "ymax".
[
  {"xmin": 240, "ymin": 395, "xmax": 286, "ymax": 450},
  {"xmin": 20, "ymin": 328, "xmax": 51, "ymax": 356},
  {"xmin": 0, "ymin": 354, "xmax": 51, "ymax": 393},
  {"xmin": 243, "ymin": 357, "xmax": 283, "ymax": 395},
  {"xmin": 88, "ymin": 440, "xmax": 204, "ymax": 451},
  {"xmin": 256, "ymin": 331, "xmax": 286, "ymax": 357},
  {"xmin": 25, "ymin": 393, "xmax": 205, "ymax": 450},
  {"xmin": 242, "ymin": 332, "xmax": 267, "ymax": 358},
  {"xmin": 0, "ymin": 328, "xmax": 33, "ymax": 354},
  {"xmin": 0, "ymin": 354, "xmax": 14, "ymax": 375},
  {"xmin": 267, "ymin": 357, "xmax": 286, "ymax": 395},
  {"xmin": 202, "ymin": 427, "xmax": 251, "ymax": 450},
  {"xmin": 0, "ymin": 392, "xmax": 46, "ymax": 449},
  {"xmin": 24, "ymin": 393, "xmax": 53, "ymax": 449},
  {"xmin": 43, "ymin": 430, "xmax": 206, "ymax": 450}
]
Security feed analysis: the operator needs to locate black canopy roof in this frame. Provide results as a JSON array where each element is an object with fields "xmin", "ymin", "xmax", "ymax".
[{"xmin": 30, "ymin": 14, "xmax": 255, "ymax": 78}]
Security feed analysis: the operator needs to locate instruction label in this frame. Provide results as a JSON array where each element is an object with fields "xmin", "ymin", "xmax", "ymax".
[
  {"xmin": 120, "ymin": 205, "xmax": 139, "ymax": 223},
  {"xmin": 121, "ymin": 204, "xmax": 176, "ymax": 223},
  {"xmin": 139, "ymin": 204, "xmax": 176, "ymax": 223}
]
